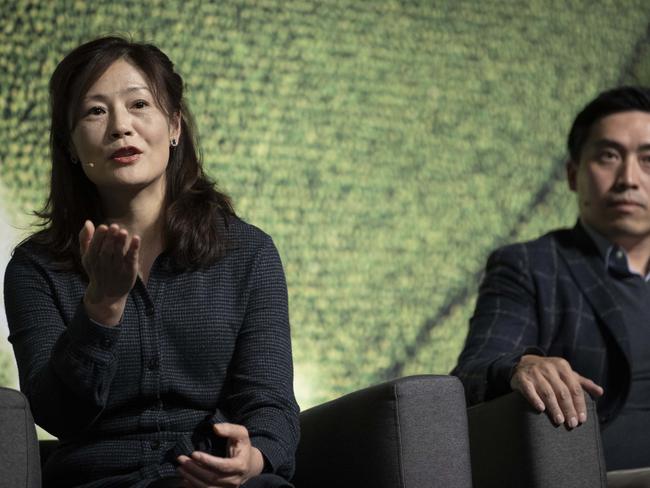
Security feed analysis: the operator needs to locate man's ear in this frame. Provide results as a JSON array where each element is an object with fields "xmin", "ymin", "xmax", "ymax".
[{"xmin": 566, "ymin": 160, "xmax": 578, "ymax": 192}]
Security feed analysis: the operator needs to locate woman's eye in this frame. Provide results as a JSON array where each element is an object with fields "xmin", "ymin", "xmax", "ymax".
[
  {"xmin": 133, "ymin": 100, "xmax": 148, "ymax": 109},
  {"xmin": 87, "ymin": 106, "xmax": 105, "ymax": 116}
]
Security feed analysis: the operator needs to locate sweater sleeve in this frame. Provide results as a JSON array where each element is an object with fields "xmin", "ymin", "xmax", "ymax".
[
  {"xmin": 4, "ymin": 247, "xmax": 121, "ymax": 437},
  {"xmin": 216, "ymin": 235, "xmax": 300, "ymax": 479},
  {"xmin": 451, "ymin": 243, "xmax": 545, "ymax": 405}
]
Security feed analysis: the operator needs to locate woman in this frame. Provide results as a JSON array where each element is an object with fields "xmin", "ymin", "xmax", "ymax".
[{"xmin": 4, "ymin": 37, "xmax": 299, "ymax": 488}]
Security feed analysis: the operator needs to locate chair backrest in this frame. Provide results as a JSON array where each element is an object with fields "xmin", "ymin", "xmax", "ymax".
[{"xmin": 0, "ymin": 387, "xmax": 41, "ymax": 488}]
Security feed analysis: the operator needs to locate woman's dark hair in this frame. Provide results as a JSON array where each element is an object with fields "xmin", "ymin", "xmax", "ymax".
[
  {"xmin": 567, "ymin": 85, "xmax": 650, "ymax": 162},
  {"xmin": 33, "ymin": 36, "xmax": 234, "ymax": 271}
]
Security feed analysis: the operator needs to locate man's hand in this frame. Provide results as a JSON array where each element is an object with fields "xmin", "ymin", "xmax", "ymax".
[
  {"xmin": 80, "ymin": 220, "xmax": 140, "ymax": 326},
  {"xmin": 510, "ymin": 355, "xmax": 604, "ymax": 428},
  {"xmin": 177, "ymin": 423, "xmax": 265, "ymax": 488}
]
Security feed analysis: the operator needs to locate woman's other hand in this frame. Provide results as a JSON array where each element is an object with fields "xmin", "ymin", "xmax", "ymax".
[
  {"xmin": 80, "ymin": 220, "xmax": 140, "ymax": 326},
  {"xmin": 177, "ymin": 423, "xmax": 265, "ymax": 488}
]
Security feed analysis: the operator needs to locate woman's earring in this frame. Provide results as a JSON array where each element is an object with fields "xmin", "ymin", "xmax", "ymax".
[{"xmin": 170, "ymin": 138, "xmax": 178, "ymax": 147}]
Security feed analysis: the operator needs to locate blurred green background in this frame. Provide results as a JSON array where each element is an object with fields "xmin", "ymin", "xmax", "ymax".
[{"xmin": 2, "ymin": 0, "xmax": 650, "ymax": 410}]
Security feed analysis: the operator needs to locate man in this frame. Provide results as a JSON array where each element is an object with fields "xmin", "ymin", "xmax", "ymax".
[{"xmin": 453, "ymin": 86, "xmax": 650, "ymax": 476}]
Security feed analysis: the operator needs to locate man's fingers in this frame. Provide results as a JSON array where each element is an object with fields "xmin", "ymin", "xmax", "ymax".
[
  {"xmin": 579, "ymin": 375, "xmax": 604, "ymax": 397},
  {"xmin": 558, "ymin": 372, "xmax": 588, "ymax": 425},
  {"xmin": 552, "ymin": 381, "xmax": 580, "ymax": 428},
  {"xmin": 514, "ymin": 376, "xmax": 546, "ymax": 412},
  {"xmin": 512, "ymin": 356, "xmax": 600, "ymax": 428},
  {"xmin": 533, "ymin": 375, "xmax": 565, "ymax": 425},
  {"xmin": 569, "ymin": 384, "xmax": 587, "ymax": 425}
]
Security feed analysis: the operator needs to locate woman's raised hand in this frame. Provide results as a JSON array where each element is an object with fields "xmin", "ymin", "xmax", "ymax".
[{"xmin": 80, "ymin": 220, "xmax": 140, "ymax": 326}]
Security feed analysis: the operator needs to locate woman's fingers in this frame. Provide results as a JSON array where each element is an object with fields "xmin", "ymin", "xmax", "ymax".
[
  {"xmin": 99, "ymin": 225, "xmax": 120, "ymax": 263},
  {"xmin": 79, "ymin": 220, "xmax": 95, "ymax": 256},
  {"xmin": 190, "ymin": 451, "xmax": 244, "ymax": 475},
  {"xmin": 213, "ymin": 423, "xmax": 249, "ymax": 443},
  {"xmin": 176, "ymin": 423, "xmax": 262, "ymax": 487},
  {"xmin": 178, "ymin": 456, "xmax": 224, "ymax": 484},
  {"xmin": 177, "ymin": 463, "xmax": 244, "ymax": 488},
  {"xmin": 125, "ymin": 234, "xmax": 140, "ymax": 268},
  {"xmin": 177, "ymin": 462, "xmax": 208, "ymax": 487},
  {"xmin": 178, "ymin": 455, "xmax": 242, "ymax": 487},
  {"xmin": 85, "ymin": 224, "xmax": 108, "ymax": 265},
  {"xmin": 82, "ymin": 223, "xmax": 140, "ymax": 299}
]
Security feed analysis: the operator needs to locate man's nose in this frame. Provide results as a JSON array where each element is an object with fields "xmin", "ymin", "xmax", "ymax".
[{"xmin": 615, "ymin": 157, "xmax": 641, "ymax": 189}]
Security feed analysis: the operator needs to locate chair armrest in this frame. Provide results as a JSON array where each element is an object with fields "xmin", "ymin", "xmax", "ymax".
[
  {"xmin": 468, "ymin": 391, "xmax": 607, "ymax": 488},
  {"xmin": 292, "ymin": 375, "xmax": 472, "ymax": 488},
  {"xmin": 0, "ymin": 387, "xmax": 41, "ymax": 488}
]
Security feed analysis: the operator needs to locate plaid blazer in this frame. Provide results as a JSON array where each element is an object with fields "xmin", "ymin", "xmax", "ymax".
[{"xmin": 452, "ymin": 222, "xmax": 632, "ymax": 425}]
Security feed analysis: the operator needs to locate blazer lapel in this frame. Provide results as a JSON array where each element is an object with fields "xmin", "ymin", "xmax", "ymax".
[{"xmin": 555, "ymin": 223, "xmax": 632, "ymax": 363}]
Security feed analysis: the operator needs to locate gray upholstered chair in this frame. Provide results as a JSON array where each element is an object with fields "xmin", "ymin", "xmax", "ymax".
[
  {"xmin": 0, "ymin": 387, "xmax": 41, "ymax": 488},
  {"xmin": 468, "ymin": 391, "xmax": 607, "ymax": 488},
  {"xmin": 36, "ymin": 376, "xmax": 472, "ymax": 487},
  {"xmin": 292, "ymin": 375, "xmax": 473, "ymax": 488},
  {"xmin": 6, "ymin": 378, "xmax": 609, "ymax": 488}
]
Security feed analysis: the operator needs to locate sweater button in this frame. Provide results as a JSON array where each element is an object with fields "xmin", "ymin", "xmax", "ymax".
[
  {"xmin": 150, "ymin": 440, "xmax": 160, "ymax": 450},
  {"xmin": 145, "ymin": 305, "xmax": 155, "ymax": 316},
  {"xmin": 147, "ymin": 358, "xmax": 159, "ymax": 371}
]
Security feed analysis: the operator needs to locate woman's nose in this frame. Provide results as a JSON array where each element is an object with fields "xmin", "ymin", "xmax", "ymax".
[{"xmin": 108, "ymin": 109, "xmax": 133, "ymax": 139}]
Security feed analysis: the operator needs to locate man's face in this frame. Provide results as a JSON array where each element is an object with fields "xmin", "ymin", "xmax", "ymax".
[{"xmin": 568, "ymin": 110, "xmax": 650, "ymax": 245}]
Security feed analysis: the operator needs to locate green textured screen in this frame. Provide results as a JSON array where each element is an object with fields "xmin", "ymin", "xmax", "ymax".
[{"xmin": 2, "ymin": 0, "xmax": 650, "ymax": 409}]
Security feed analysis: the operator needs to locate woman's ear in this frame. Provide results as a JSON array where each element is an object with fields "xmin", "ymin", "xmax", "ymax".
[
  {"xmin": 68, "ymin": 144, "xmax": 79, "ymax": 164},
  {"xmin": 170, "ymin": 111, "xmax": 181, "ymax": 142}
]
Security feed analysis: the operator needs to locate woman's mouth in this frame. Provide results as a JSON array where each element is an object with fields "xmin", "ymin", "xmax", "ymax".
[{"xmin": 110, "ymin": 146, "xmax": 142, "ymax": 164}]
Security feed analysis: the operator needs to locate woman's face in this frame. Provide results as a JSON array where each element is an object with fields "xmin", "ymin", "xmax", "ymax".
[{"xmin": 70, "ymin": 58, "xmax": 180, "ymax": 200}]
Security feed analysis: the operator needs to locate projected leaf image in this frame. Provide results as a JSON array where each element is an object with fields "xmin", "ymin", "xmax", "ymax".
[{"xmin": 1, "ymin": 0, "xmax": 650, "ymax": 406}]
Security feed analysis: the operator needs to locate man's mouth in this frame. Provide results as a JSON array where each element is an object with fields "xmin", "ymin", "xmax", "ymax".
[{"xmin": 607, "ymin": 198, "xmax": 645, "ymax": 209}]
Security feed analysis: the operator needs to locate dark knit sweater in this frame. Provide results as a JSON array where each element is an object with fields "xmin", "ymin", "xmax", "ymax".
[{"xmin": 4, "ymin": 217, "xmax": 299, "ymax": 487}]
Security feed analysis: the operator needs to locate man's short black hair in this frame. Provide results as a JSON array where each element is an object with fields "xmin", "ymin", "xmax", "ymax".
[{"xmin": 567, "ymin": 86, "xmax": 650, "ymax": 162}]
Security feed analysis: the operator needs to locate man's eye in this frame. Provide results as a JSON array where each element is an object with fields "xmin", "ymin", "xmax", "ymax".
[{"xmin": 599, "ymin": 150, "xmax": 618, "ymax": 162}]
